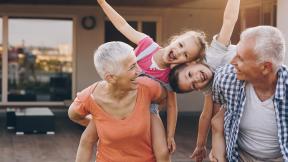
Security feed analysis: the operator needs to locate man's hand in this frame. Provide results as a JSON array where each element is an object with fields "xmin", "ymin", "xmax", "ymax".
[
  {"xmin": 167, "ymin": 136, "xmax": 176, "ymax": 154},
  {"xmin": 209, "ymin": 150, "xmax": 218, "ymax": 162},
  {"xmin": 190, "ymin": 146, "xmax": 207, "ymax": 162}
]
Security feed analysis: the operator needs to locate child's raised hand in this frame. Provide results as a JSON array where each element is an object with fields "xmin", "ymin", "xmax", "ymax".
[{"xmin": 97, "ymin": 0, "xmax": 105, "ymax": 4}]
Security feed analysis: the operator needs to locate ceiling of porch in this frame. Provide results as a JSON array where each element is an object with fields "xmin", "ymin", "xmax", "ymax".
[{"xmin": 0, "ymin": 0, "xmax": 196, "ymax": 7}]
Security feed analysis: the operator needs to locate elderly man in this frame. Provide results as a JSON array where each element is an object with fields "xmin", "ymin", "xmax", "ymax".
[{"xmin": 211, "ymin": 26, "xmax": 287, "ymax": 161}]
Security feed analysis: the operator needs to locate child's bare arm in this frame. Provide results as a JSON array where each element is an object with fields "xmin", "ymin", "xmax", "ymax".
[
  {"xmin": 97, "ymin": 0, "xmax": 146, "ymax": 44},
  {"xmin": 76, "ymin": 121, "xmax": 99, "ymax": 162},
  {"xmin": 217, "ymin": 0, "xmax": 241, "ymax": 46},
  {"xmin": 166, "ymin": 91, "xmax": 178, "ymax": 153},
  {"xmin": 190, "ymin": 94, "xmax": 213, "ymax": 161}
]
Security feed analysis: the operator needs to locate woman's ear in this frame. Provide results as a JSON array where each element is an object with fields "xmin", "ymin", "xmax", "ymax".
[{"xmin": 104, "ymin": 73, "xmax": 117, "ymax": 84}]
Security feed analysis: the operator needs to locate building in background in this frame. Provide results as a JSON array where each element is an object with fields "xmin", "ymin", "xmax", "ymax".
[{"xmin": 0, "ymin": 0, "xmax": 286, "ymax": 112}]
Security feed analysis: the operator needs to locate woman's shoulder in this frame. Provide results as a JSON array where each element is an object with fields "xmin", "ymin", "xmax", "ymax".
[{"xmin": 76, "ymin": 82, "xmax": 98, "ymax": 102}]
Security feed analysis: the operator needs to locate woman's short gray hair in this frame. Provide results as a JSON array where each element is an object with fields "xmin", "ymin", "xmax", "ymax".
[
  {"xmin": 240, "ymin": 26, "xmax": 286, "ymax": 71},
  {"xmin": 94, "ymin": 41, "xmax": 134, "ymax": 79}
]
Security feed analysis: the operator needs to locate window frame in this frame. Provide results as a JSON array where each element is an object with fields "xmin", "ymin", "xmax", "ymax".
[
  {"xmin": 0, "ymin": 16, "xmax": 76, "ymax": 107},
  {"xmin": 104, "ymin": 15, "xmax": 162, "ymax": 43}
]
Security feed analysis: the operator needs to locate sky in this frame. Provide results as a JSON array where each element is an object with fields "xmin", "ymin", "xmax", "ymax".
[{"xmin": 0, "ymin": 18, "xmax": 72, "ymax": 48}]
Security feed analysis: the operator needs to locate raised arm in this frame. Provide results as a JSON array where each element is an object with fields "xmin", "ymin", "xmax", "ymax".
[
  {"xmin": 97, "ymin": 0, "xmax": 147, "ymax": 44},
  {"xmin": 217, "ymin": 0, "xmax": 240, "ymax": 46}
]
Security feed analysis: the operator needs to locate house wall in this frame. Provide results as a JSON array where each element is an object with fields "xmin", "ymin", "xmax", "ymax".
[
  {"xmin": 2, "ymin": 0, "xmax": 277, "ymax": 111},
  {"xmin": 0, "ymin": 3, "xmax": 226, "ymax": 111},
  {"xmin": 277, "ymin": 0, "xmax": 288, "ymax": 65}
]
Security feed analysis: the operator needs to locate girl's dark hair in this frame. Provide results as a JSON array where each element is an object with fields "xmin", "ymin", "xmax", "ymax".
[{"xmin": 168, "ymin": 63, "xmax": 191, "ymax": 93}]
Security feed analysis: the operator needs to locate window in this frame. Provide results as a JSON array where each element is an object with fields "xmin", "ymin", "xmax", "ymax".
[
  {"xmin": 240, "ymin": 1, "xmax": 277, "ymax": 30},
  {"xmin": 142, "ymin": 22, "xmax": 157, "ymax": 41},
  {"xmin": 105, "ymin": 21, "xmax": 137, "ymax": 47},
  {"xmin": 243, "ymin": 6, "xmax": 261, "ymax": 29},
  {"xmin": 7, "ymin": 18, "xmax": 73, "ymax": 102},
  {"xmin": 105, "ymin": 19, "xmax": 158, "ymax": 47}
]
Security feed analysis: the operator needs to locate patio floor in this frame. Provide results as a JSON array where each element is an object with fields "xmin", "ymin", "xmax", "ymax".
[{"xmin": 0, "ymin": 109, "xmax": 211, "ymax": 162}]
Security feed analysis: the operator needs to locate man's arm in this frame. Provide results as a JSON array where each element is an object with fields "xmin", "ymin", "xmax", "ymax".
[
  {"xmin": 210, "ymin": 103, "xmax": 226, "ymax": 162},
  {"xmin": 97, "ymin": 0, "xmax": 146, "ymax": 44},
  {"xmin": 217, "ymin": 0, "xmax": 240, "ymax": 46}
]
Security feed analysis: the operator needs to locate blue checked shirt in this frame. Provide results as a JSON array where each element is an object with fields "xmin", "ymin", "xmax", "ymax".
[{"xmin": 212, "ymin": 64, "xmax": 288, "ymax": 162}]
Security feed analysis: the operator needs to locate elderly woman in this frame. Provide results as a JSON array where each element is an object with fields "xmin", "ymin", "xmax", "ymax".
[{"xmin": 68, "ymin": 41, "xmax": 167, "ymax": 162}]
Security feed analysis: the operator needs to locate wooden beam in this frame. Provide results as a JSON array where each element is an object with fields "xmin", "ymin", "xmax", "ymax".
[{"xmin": 166, "ymin": 0, "xmax": 198, "ymax": 6}]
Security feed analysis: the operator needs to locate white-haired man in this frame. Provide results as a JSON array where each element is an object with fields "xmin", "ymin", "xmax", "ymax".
[{"xmin": 210, "ymin": 26, "xmax": 288, "ymax": 162}]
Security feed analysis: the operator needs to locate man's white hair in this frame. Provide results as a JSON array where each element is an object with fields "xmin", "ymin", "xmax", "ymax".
[
  {"xmin": 94, "ymin": 41, "xmax": 134, "ymax": 79},
  {"xmin": 240, "ymin": 26, "xmax": 286, "ymax": 71}
]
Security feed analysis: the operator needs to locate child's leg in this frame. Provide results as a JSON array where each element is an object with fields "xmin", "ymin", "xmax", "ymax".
[
  {"xmin": 151, "ymin": 113, "xmax": 171, "ymax": 162},
  {"xmin": 211, "ymin": 108, "xmax": 226, "ymax": 162},
  {"xmin": 76, "ymin": 121, "xmax": 99, "ymax": 162}
]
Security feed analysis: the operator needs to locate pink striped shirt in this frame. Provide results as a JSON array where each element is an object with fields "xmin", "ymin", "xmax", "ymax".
[{"xmin": 134, "ymin": 37, "xmax": 170, "ymax": 83}]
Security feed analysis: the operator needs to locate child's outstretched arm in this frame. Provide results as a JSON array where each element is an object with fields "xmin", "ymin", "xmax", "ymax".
[
  {"xmin": 166, "ymin": 91, "xmax": 178, "ymax": 153},
  {"xmin": 206, "ymin": 0, "xmax": 240, "ymax": 71},
  {"xmin": 97, "ymin": 0, "xmax": 146, "ymax": 44},
  {"xmin": 217, "ymin": 0, "xmax": 241, "ymax": 46},
  {"xmin": 190, "ymin": 94, "xmax": 213, "ymax": 162}
]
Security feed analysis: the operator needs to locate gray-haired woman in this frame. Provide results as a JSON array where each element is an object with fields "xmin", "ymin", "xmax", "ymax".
[{"xmin": 68, "ymin": 41, "xmax": 167, "ymax": 162}]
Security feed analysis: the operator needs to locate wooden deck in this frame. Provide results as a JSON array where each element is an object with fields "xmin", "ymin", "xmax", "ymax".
[{"xmin": 0, "ymin": 109, "xmax": 211, "ymax": 162}]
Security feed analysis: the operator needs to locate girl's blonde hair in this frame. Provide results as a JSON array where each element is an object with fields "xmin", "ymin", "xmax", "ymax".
[{"xmin": 168, "ymin": 30, "xmax": 208, "ymax": 62}]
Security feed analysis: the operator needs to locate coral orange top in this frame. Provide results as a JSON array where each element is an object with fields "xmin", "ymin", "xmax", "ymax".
[{"xmin": 72, "ymin": 77, "xmax": 162, "ymax": 162}]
